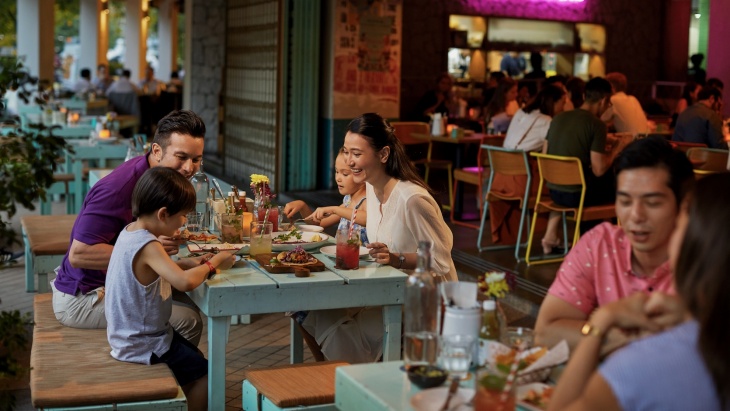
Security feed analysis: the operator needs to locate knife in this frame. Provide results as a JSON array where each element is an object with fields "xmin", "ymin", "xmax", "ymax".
[{"xmin": 440, "ymin": 376, "xmax": 460, "ymax": 411}]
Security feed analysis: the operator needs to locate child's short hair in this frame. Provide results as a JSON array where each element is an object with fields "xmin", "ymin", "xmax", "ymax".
[{"xmin": 132, "ymin": 168, "xmax": 196, "ymax": 218}]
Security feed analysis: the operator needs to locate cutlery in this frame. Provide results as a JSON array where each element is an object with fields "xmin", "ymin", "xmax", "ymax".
[
  {"xmin": 211, "ymin": 179, "xmax": 226, "ymax": 199},
  {"xmin": 440, "ymin": 376, "xmax": 460, "ymax": 411}
]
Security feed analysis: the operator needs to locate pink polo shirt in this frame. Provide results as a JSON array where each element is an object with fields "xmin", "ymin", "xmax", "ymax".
[{"xmin": 548, "ymin": 222, "xmax": 674, "ymax": 315}]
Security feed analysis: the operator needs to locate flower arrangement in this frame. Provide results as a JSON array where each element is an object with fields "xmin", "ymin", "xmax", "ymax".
[
  {"xmin": 250, "ymin": 174, "xmax": 275, "ymax": 208},
  {"xmin": 477, "ymin": 271, "xmax": 513, "ymax": 299}
]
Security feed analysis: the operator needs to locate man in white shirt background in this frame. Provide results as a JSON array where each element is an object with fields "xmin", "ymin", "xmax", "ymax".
[{"xmin": 601, "ymin": 72, "xmax": 648, "ymax": 134}]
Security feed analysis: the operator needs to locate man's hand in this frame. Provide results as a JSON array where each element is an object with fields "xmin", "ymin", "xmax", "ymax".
[
  {"xmin": 590, "ymin": 293, "xmax": 662, "ymax": 335},
  {"xmin": 644, "ymin": 292, "xmax": 686, "ymax": 329},
  {"xmin": 159, "ymin": 235, "xmax": 186, "ymax": 256}
]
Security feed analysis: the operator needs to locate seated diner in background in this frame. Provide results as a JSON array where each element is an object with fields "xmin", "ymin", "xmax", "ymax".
[
  {"xmin": 412, "ymin": 72, "xmax": 458, "ymax": 123},
  {"xmin": 670, "ymin": 80, "xmax": 700, "ymax": 128},
  {"xmin": 106, "ymin": 69, "xmax": 140, "ymax": 95},
  {"xmin": 548, "ymin": 172, "xmax": 730, "ymax": 411},
  {"xmin": 672, "ymin": 86, "xmax": 728, "ymax": 149},
  {"xmin": 534, "ymin": 137, "xmax": 695, "ymax": 355},
  {"xmin": 541, "ymin": 77, "xmax": 617, "ymax": 253},
  {"xmin": 51, "ymin": 110, "xmax": 208, "ymax": 345},
  {"xmin": 484, "ymin": 77, "xmax": 519, "ymax": 133},
  {"xmin": 92, "ymin": 63, "xmax": 114, "ymax": 95},
  {"xmin": 301, "ymin": 113, "xmax": 457, "ymax": 364},
  {"xmin": 488, "ymin": 85, "xmax": 566, "ymax": 245},
  {"xmin": 600, "ymin": 72, "xmax": 648, "ymax": 134}
]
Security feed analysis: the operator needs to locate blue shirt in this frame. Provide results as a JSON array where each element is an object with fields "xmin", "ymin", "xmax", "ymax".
[{"xmin": 600, "ymin": 320, "xmax": 722, "ymax": 411}]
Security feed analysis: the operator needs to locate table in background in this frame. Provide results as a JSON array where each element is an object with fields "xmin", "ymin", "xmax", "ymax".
[
  {"xmin": 187, "ymin": 252, "xmax": 407, "ymax": 410},
  {"xmin": 336, "ymin": 361, "xmax": 533, "ymax": 411},
  {"xmin": 65, "ymin": 140, "xmax": 130, "ymax": 213}
]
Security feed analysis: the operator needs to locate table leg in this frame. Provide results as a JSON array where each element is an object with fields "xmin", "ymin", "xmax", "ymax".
[
  {"xmin": 453, "ymin": 145, "xmax": 466, "ymax": 220},
  {"xmin": 382, "ymin": 305, "xmax": 402, "ymax": 361},
  {"xmin": 290, "ymin": 318, "xmax": 304, "ymax": 364},
  {"xmin": 73, "ymin": 158, "xmax": 84, "ymax": 215},
  {"xmin": 208, "ymin": 316, "xmax": 228, "ymax": 410}
]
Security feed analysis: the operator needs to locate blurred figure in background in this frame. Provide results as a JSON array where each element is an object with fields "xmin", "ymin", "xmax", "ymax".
[
  {"xmin": 565, "ymin": 77, "xmax": 585, "ymax": 111},
  {"xmin": 671, "ymin": 81, "xmax": 700, "ymax": 128},
  {"xmin": 517, "ymin": 80, "xmax": 537, "ymax": 108},
  {"xmin": 107, "ymin": 69, "xmax": 140, "ymax": 95},
  {"xmin": 413, "ymin": 72, "xmax": 456, "ymax": 123},
  {"xmin": 524, "ymin": 52, "xmax": 546, "ymax": 80},
  {"xmin": 672, "ymin": 86, "xmax": 728, "ymax": 149},
  {"xmin": 500, "ymin": 52, "xmax": 526, "ymax": 77},
  {"xmin": 93, "ymin": 63, "xmax": 114, "ymax": 95},
  {"xmin": 484, "ymin": 77, "xmax": 519, "ymax": 133},
  {"xmin": 73, "ymin": 68, "xmax": 92, "ymax": 95},
  {"xmin": 688, "ymin": 53, "xmax": 706, "ymax": 85},
  {"xmin": 601, "ymin": 72, "xmax": 648, "ymax": 133},
  {"xmin": 139, "ymin": 66, "xmax": 166, "ymax": 97}
]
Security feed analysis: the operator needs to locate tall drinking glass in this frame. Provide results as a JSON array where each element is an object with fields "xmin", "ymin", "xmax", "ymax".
[
  {"xmin": 250, "ymin": 222, "xmax": 273, "ymax": 257},
  {"xmin": 220, "ymin": 213, "xmax": 243, "ymax": 243},
  {"xmin": 335, "ymin": 225, "xmax": 360, "ymax": 270}
]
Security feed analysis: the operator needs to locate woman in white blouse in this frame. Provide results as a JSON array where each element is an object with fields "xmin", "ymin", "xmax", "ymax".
[
  {"xmin": 301, "ymin": 113, "xmax": 456, "ymax": 364},
  {"xmin": 489, "ymin": 85, "xmax": 566, "ymax": 245}
]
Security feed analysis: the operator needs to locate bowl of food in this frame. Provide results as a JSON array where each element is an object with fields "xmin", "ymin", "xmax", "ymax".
[
  {"xmin": 297, "ymin": 224, "xmax": 324, "ymax": 233},
  {"xmin": 407, "ymin": 365, "xmax": 449, "ymax": 389}
]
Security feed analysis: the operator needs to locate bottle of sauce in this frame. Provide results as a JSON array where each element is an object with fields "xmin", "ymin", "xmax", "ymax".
[{"xmin": 478, "ymin": 299, "xmax": 501, "ymax": 367}]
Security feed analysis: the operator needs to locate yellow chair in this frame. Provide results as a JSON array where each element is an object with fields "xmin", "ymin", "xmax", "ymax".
[
  {"xmin": 476, "ymin": 146, "xmax": 537, "ymax": 261},
  {"xmin": 686, "ymin": 147, "xmax": 729, "ymax": 172},
  {"xmin": 391, "ymin": 121, "xmax": 453, "ymax": 210},
  {"xmin": 525, "ymin": 153, "xmax": 616, "ymax": 266}
]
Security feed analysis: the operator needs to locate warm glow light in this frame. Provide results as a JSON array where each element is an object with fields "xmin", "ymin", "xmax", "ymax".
[
  {"xmin": 695, "ymin": 13, "xmax": 701, "ymax": 18},
  {"xmin": 98, "ymin": 129, "xmax": 111, "ymax": 139}
]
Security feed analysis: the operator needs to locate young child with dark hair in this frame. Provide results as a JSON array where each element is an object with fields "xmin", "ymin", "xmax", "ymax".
[{"xmin": 105, "ymin": 167, "xmax": 234, "ymax": 411}]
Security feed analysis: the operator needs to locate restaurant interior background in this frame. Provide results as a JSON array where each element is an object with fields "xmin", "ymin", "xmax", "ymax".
[{"xmin": 3, "ymin": 0, "xmax": 729, "ymax": 194}]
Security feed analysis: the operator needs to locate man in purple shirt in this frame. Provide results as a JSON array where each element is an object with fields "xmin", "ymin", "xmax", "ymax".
[{"xmin": 51, "ymin": 110, "xmax": 208, "ymax": 345}]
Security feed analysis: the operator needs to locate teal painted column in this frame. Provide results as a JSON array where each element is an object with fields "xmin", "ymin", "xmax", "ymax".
[
  {"xmin": 283, "ymin": 0, "xmax": 321, "ymax": 191},
  {"xmin": 697, "ymin": 0, "xmax": 709, "ymax": 67}
]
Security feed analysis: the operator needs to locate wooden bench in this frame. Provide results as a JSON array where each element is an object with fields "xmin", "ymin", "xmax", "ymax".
[
  {"xmin": 21, "ymin": 214, "xmax": 77, "ymax": 293},
  {"xmin": 31, "ymin": 293, "xmax": 187, "ymax": 410},
  {"xmin": 242, "ymin": 361, "xmax": 348, "ymax": 411}
]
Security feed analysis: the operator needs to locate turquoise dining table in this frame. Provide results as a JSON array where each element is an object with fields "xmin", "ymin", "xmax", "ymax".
[
  {"xmin": 64, "ymin": 140, "xmax": 130, "ymax": 213},
  {"xmin": 187, "ymin": 251, "xmax": 407, "ymax": 410}
]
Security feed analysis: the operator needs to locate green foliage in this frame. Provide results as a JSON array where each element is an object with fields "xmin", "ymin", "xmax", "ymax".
[
  {"xmin": 0, "ymin": 56, "xmax": 70, "ymax": 248},
  {"xmin": 0, "ymin": 308, "xmax": 32, "ymax": 411},
  {"xmin": 0, "ymin": 0, "xmax": 15, "ymax": 49}
]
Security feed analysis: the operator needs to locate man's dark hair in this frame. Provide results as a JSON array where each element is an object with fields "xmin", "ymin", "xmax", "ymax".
[
  {"xmin": 706, "ymin": 78, "xmax": 724, "ymax": 91},
  {"xmin": 583, "ymin": 77, "xmax": 613, "ymax": 104},
  {"xmin": 697, "ymin": 86, "xmax": 722, "ymax": 102},
  {"xmin": 690, "ymin": 53, "xmax": 704, "ymax": 67},
  {"xmin": 544, "ymin": 75, "xmax": 567, "ymax": 88},
  {"xmin": 132, "ymin": 168, "xmax": 196, "ymax": 218},
  {"xmin": 524, "ymin": 84, "xmax": 565, "ymax": 117},
  {"xmin": 80, "ymin": 68, "xmax": 91, "ymax": 79},
  {"xmin": 122, "ymin": 69, "xmax": 132, "ymax": 78},
  {"xmin": 152, "ymin": 110, "xmax": 206, "ymax": 149},
  {"xmin": 613, "ymin": 136, "xmax": 695, "ymax": 205}
]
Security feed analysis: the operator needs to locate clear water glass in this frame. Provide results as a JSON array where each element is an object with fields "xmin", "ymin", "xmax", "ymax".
[{"xmin": 439, "ymin": 334, "xmax": 475, "ymax": 379}]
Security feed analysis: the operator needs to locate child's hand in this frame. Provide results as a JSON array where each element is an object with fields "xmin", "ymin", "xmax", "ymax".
[
  {"xmin": 312, "ymin": 206, "xmax": 334, "ymax": 222},
  {"xmin": 213, "ymin": 251, "xmax": 236, "ymax": 271},
  {"xmin": 159, "ymin": 234, "xmax": 186, "ymax": 255},
  {"xmin": 284, "ymin": 200, "xmax": 307, "ymax": 218}
]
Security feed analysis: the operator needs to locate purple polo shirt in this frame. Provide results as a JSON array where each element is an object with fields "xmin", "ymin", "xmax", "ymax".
[{"xmin": 54, "ymin": 154, "xmax": 151, "ymax": 295}]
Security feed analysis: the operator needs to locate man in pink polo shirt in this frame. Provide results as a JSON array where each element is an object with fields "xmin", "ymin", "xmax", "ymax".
[{"xmin": 534, "ymin": 137, "xmax": 695, "ymax": 355}]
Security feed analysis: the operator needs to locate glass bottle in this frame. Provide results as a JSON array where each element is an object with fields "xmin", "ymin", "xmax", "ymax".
[
  {"xmin": 478, "ymin": 300, "xmax": 501, "ymax": 367},
  {"xmin": 189, "ymin": 163, "xmax": 210, "ymax": 230},
  {"xmin": 403, "ymin": 241, "xmax": 440, "ymax": 369}
]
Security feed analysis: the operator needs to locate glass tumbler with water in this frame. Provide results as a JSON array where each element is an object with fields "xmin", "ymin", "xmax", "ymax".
[{"xmin": 403, "ymin": 241, "xmax": 440, "ymax": 369}]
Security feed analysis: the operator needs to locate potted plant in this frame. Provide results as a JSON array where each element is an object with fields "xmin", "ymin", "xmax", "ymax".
[{"xmin": 0, "ymin": 56, "xmax": 71, "ymax": 410}]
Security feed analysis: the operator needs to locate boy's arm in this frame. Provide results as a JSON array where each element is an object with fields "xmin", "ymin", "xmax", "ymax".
[{"xmin": 140, "ymin": 243, "xmax": 234, "ymax": 291}]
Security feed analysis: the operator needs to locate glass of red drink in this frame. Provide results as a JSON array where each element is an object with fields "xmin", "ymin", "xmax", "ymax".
[
  {"xmin": 257, "ymin": 206, "xmax": 279, "ymax": 232},
  {"xmin": 335, "ymin": 226, "xmax": 360, "ymax": 270},
  {"xmin": 473, "ymin": 366, "xmax": 516, "ymax": 410}
]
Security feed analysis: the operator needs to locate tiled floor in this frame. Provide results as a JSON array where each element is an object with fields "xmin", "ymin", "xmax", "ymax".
[{"xmin": 0, "ymin": 184, "xmax": 561, "ymax": 410}]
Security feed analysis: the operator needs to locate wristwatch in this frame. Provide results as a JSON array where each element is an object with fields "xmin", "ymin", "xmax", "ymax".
[
  {"xmin": 397, "ymin": 253, "xmax": 406, "ymax": 269},
  {"xmin": 581, "ymin": 322, "xmax": 602, "ymax": 337}
]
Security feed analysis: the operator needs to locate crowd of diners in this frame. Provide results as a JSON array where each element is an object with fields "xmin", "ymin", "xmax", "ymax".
[{"xmin": 45, "ymin": 64, "xmax": 730, "ymax": 409}]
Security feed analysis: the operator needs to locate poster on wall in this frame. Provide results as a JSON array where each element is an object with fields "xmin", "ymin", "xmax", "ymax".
[{"xmin": 333, "ymin": 0, "xmax": 402, "ymax": 119}]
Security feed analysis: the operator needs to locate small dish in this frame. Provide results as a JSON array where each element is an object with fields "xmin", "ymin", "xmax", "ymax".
[
  {"xmin": 517, "ymin": 382, "xmax": 554, "ymax": 411},
  {"xmin": 319, "ymin": 245, "xmax": 370, "ymax": 259},
  {"xmin": 298, "ymin": 224, "xmax": 324, "ymax": 233},
  {"xmin": 407, "ymin": 365, "xmax": 449, "ymax": 389},
  {"xmin": 410, "ymin": 386, "xmax": 474, "ymax": 411}
]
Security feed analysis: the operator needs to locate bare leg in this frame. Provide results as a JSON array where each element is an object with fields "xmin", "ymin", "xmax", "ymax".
[
  {"xmin": 183, "ymin": 375, "xmax": 208, "ymax": 411},
  {"xmin": 541, "ymin": 212, "xmax": 561, "ymax": 254},
  {"xmin": 293, "ymin": 319, "xmax": 325, "ymax": 362}
]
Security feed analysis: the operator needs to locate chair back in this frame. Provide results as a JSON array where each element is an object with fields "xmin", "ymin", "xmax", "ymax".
[
  {"xmin": 390, "ymin": 122, "xmax": 430, "ymax": 146},
  {"xmin": 686, "ymin": 147, "xmax": 729, "ymax": 172},
  {"xmin": 107, "ymin": 91, "xmax": 140, "ymax": 117},
  {"xmin": 670, "ymin": 141, "xmax": 707, "ymax": 153},
  {"xmin": 487, "ymin": 146, "xmax": 529, "ymax": 177},
  {"xmin": 531, "ymin": 153, "xmax": 585, "ymax": 187}
]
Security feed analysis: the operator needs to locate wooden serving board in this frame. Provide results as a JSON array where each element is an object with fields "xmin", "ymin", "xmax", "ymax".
[{"xmin": 253, "ymin": 253, "xmax": 325, "ymax": 274}]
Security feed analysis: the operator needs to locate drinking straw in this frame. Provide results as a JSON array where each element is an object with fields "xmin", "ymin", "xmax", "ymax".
[
  {"xmin": 261, "ymin": 207, "xmax": 271, "ymax": 239},
  {"xmin": 497, "ymin": 346, "xmax": 523, "ymax": 411},
  {"xmin": 348, "ymin": 207, "xmax": 358, "ymax": 239}
]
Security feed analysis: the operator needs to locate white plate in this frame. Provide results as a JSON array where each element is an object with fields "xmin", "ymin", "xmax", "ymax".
[
  {"xmin": 410, "ymin": 387, "xmax": 474, "ymax": 411},
  {"xmin": 188, "ymin": 243, "xmax": 250, "ymax": 254},
  {"xmin": 516, "ymin": 383, "xmax": 553, "ymax": 411},
  {"xmin": 319, "ymin": 245, "xmax": 370, "ymax": 259},
  {"xmin": 271, "ymin": 231, "xmax": 330, "ymax": 251},
  {"xmin": 297, "ymin": 224, "xmax": 325, "ymax": 233}
]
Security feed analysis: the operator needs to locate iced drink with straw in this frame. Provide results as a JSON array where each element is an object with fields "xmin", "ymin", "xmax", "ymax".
[
  {"xmin": 336, "ymin": 223, "xmax": 360, "ymax": 270},
  {"xmin": 250, "ymin": 222, "xmax": 273, "ymax": 256}
]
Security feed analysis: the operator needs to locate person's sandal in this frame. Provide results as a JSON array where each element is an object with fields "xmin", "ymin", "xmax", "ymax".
[{"xmin": 541, "ymin": 238, "xmax": 562, "ymax": 255}]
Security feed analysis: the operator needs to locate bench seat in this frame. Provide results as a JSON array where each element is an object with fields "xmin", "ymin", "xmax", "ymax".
[
  {"xmin": 31, "ymin": 294, "xmax": 186, "ymax": 410},
  {"xmin": 21, "ymin": 214, "xmax": 76, "ymax": 293}
]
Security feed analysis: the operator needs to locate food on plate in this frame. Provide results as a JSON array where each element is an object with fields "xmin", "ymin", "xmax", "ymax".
[
  {"xmin": 273, "ymin": 229, "xmax": 306, "ymax": 244},
  {"xmin": 310, "ymin": 234, "xmax": 322, "ymax": 242},
  {"xmin": 522, "ymin": 385, "xmax": 553, "ymax": 409},
  {"xmin": 188, "ymin": 232, "xmax": 218, "ymax": 242},
  {"xmin": 495, "ymin": 347, "xmax": 547, "ymax": 372},
  {"xmin": 275, "ymin": 246, "xmax": 316, "ymax": 265}
]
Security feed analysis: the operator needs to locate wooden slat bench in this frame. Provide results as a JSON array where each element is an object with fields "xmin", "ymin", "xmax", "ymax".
[
  {"xmin": 31, "ymin": 293, "xmax": 187, "ymax": 410},
  {"xmin": 20, "ymin": 214, "xmax": 76, "ymax": 293}
]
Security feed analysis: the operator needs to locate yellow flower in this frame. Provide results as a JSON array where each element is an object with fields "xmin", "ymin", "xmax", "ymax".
[
  {"xmin": 478, "ymin": 271, "xmax": 510, "ymax": 299},
  {"xmin": 250, "ymin": 174, "xmax": 270, "ymax": 185}
]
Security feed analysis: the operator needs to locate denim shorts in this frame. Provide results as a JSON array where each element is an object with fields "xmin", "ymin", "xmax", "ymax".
[{"xmin": 151, "ymin": 330, "xmax": 207, "ymax": 387}]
